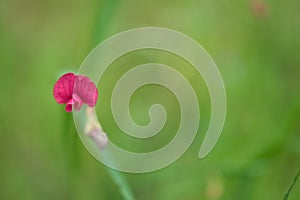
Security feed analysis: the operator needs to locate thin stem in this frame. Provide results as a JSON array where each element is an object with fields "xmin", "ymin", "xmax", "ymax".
[
  {"xmin": 85, "ymin": 107, "xmax": 135, "ymax": 200},
  {"xmin": 283, "ymin": 169, "xmax": 300, "ymax": 200},
  {"xmin": 92, "ymin": 0, "xmax": 120, "ymax": 45},
  {"xmin": 106, "ymin": 167, "xmax": 135, "ymax": 200},
  {"xmin": 92, "ymin": 138, "xmax": 135, "ymax": 200},
  {"xmin": 89, "ymin": 1, "xmax": 134, "ymax": 199}
]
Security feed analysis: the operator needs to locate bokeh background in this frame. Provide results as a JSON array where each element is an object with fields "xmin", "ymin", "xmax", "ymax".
[{"xmin": 1, "ymin": 0, "xmax": 300, "ymax": 199}]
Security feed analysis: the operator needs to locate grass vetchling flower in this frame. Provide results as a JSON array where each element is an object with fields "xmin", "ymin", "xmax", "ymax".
[{"xmin": 53, "ymin": 72, "xmax": 98, "ymax": 112}]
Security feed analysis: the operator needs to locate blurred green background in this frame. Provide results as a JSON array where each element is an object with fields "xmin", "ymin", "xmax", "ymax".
[{"xmin": 1, "ymin": 0, "xmax": 300, "ymax": 199}]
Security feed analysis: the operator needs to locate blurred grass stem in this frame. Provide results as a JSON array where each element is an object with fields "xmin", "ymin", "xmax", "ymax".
[
  {"xmin": 85, "ymin": 107, "xmax": 135, "ymax": 200},
  {"xmin": 283, "ymin": 170, "xmax": 300, "ymax": 200},
  {"xmin": 89, "ymin": 0, "xmax": 135, "ymax": 198}
]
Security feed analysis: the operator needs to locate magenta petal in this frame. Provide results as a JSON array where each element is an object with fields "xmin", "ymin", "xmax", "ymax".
[
  {"xmin": 65, "ymin": 98, "xmax": 74, "ymax": 112},
  {"xmin": 74, "ymin": 75, "xmax": 98, "ymax": 107},
  {"xmin": 64, "ymin": 94, "xmax": 83, "ymax": 112},
  {"xmin": 72, "ymin": 93, "xmax": 83, "ymax": 111},
  {"xmin": 53, "ymin": 73, "xmax": 76, "ymax": 104},
  {"xmin": 53, "ymin": 72, "xmax": 98, "ymax": 112}
]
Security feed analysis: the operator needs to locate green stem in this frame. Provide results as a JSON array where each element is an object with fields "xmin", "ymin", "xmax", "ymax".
[
  {"xmin": 98, "ymin": 146, "xmax": 135, "ymax": 200},
  {"xmin": 62, "ymin": 112, "xmax": 80, "ymax": 199},
  {"xmin": 92, "ymin": 0, "xmax": 120, "ymax": 45},
  {"xmin": 283, "ymin": 170, "xmax": 300, "ymax": 200},
  {"xmin": 89, "ymin": 0, "xmax": 134, "ymax": 199},
  {"xmin": 90, "ymin": 0, "xmax": 135, "ymax": 199},
  {"xmin": 106, "ymin": 167, "xmax": 135, "ymax": 200}
]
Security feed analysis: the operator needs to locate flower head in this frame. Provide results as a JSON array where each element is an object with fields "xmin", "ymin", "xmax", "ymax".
[{"xmin": 53, "ymin": 72, "xmax": 98, "ymax": 112}]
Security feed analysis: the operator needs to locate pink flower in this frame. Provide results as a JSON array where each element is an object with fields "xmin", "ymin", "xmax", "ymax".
[{"xmin": 53, "ymin": 73, "xmax": 98, "ymax": 112}]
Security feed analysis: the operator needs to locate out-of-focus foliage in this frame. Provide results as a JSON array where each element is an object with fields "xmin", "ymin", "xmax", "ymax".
[{"xmin": 0, "ymin": 0, "xmax": 299, "ymax": 199}]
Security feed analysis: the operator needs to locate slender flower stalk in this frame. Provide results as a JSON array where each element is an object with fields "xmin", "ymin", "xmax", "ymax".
[
  {"xmin": 106, "ymin": 166, "xmax": 135, "ymax": 200},
  {"xmin": 84, "ymin": 107, "xmax": 135, "ymax": 200},
  {"xmin": 90, "ymin": 0, "xmax": 135, "ymax": 197}
]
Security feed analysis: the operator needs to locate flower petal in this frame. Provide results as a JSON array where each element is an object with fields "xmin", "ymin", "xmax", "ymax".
[
  {"xmin": 72, "ymin": 93, "xmax": 83, "ymax": 111},
  {"xmin": 65, "ymin": 98, "xmax": 74, "ymax": 112},
  {"xmin": 53, "ymin": 73, "xmax": 76, "ymax": 104},
  {"xmin": 74, "ymin": 75, "xmax": 98, "ymax": 107}
]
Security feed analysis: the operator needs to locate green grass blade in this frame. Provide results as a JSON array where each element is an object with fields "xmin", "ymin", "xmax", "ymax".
[{"xmin": 283, "ymin": 170, "xmax": 300, "ymax": 200}]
